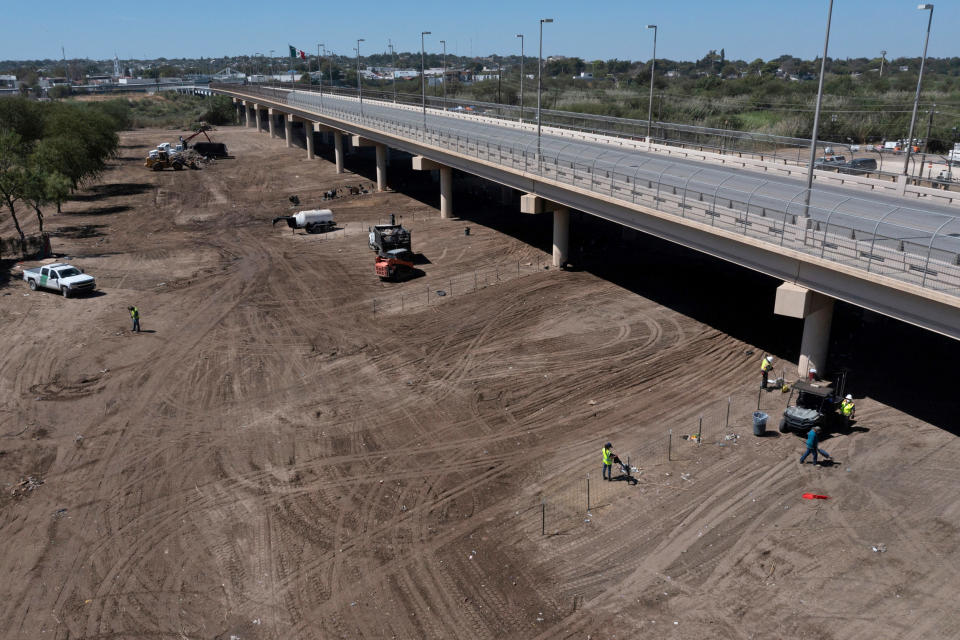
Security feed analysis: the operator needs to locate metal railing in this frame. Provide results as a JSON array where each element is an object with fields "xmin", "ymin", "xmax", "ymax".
[{"xmin": 217, "ymin": 83, "xmax": 960, "ymax": 300}]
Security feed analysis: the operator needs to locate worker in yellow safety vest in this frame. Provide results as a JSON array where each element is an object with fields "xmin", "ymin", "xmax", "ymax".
[
  {"xmin": 760, "ymin": 355, "xmax": 774, "ymax": 390},
  {"xmin": 840, "ymin": 394, "xmax": 855, "ymax": 427},
  {"xmin": 602, "ymin": 442, "xmax": 616, "ymax": 481},
  {"xmin": 128, "ymin": 306, "xmax": 140, "ymax": 333}
]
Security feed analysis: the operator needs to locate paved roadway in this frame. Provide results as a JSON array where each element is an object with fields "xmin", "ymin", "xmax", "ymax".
[{"xmin": 289, "ymin": 91, "xmax": 960, "ymax": 253}]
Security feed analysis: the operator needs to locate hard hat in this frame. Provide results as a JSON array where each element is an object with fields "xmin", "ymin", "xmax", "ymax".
[
  {"xmin": 605, "ymin": 442, "xmax": 612, "ymax": 448},
  {"xmin": 767, "ymin": 355, "xmax": 774, "ymax": 361},
  {"xmin": 813, "ymin": 426, "xmax": 822, "ymax": 432},
  {"xmin": 845, "ymin": 394, "xmax": 852, "ymax": 400}
]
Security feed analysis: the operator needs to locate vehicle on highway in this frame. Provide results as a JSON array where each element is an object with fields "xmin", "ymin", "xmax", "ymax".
[
  {"xmin": 813, "ymin": 155, "xmax": 846, "ymax": 169},
  {"xmin": 778, "ymin": 379, "xmax": 846, "ymax": 435},
  {"xmin": 22, "ymin": 263, "xmax": 96, "ymax": 298},
  {"xmin": 837, "ymin": 158, "xmax": 878, "ymax": 175}
]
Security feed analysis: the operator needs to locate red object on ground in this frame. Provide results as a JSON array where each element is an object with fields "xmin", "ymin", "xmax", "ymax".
[{"xmin": 803, "ymin": 493, "xmax": 830, "ymax": 500}]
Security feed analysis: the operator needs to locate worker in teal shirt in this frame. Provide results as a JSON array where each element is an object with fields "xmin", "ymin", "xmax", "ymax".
[{"xmin": 799, "ymin": 426, "xmax": 831, "ymax": 465}]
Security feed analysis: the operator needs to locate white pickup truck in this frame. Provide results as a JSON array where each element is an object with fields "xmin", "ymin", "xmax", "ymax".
[{"xmin": 22, "ymin": 263, "xmax": 96, "ymax": 298}]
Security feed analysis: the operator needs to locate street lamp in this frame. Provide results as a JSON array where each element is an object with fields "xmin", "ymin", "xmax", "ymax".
[
  {"xmin": 803, "ymin": 0, "xmax": 834, "ymax": 220},
  {"xmin": 269, "ymin": 50, "xmax": 275, "ymax": 80},
  {"xmin": 903, "ymin": 3, "xmax": 935, "ymax": 178},
  {"xmin": 421, "ymin": 31, "xmax": 431, "ymax": 128},
  {"xmin": 517, "ymin": 34, "xmax": 524, "ymax": 122},
  {"xmin": 440, "ymin": 40, "xmax": 447, "ymax": 109},
  {"xmin": 356, "ymin": 39, "xmax": 365, "ymax": 117},
  {"xmin": 646, "ymin": 25, "xmax": 657, "ymax": 147},
  {"xmin": 537, "ymin": 18, "xmax": 553, "ymax": 156},
  {"xmin": 879, "ymin": 49, "xmax": 887, "ymax": 77},
  {"xmin": 388, "ymin": 41, "xmax": 397, "ymax": 102},
  {"xmin": 320, "ymin": 42, "xmax": 324, "ymax": 91}
]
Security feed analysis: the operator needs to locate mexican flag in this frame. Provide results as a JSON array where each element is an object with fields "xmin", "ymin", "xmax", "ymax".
[{"xmin": 289, "ymin": 45, "xmax": 306, "ymax": 59}]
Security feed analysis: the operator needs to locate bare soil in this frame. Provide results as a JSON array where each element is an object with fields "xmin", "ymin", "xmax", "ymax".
[{"xmin": 2, "ymin": 126, "xmax": 959, "ymax": 640}]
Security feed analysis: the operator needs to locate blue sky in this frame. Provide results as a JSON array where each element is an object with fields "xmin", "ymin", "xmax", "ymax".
[{"xmin": 3, "ymin": 0, "xmax": 956, "ymax": 63}]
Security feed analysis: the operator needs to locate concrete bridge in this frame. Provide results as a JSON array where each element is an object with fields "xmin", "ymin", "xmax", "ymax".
[{"xmin": 205, "ymin": 83, "xmax": 960, "ymax": 376}]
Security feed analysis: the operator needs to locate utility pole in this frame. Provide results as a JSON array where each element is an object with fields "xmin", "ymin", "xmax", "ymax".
[
  {"xmin": 903, "ymin": 4, "xmax": 935, "ymax": 178},
  {"xmin": 440, "ymin": 40, "xmax": 447, "ymax": 108},
  {"xmin": 388, "ymin": 41, "xmax": 397, "ymax": 102},
  {"xmin": 517, "ymin": 34, "xmax": 524, "ymax": 122},
  {"xmin": 879, "ymin": 50, "xmax": 887, "ymax": 77},
  {"xmin": 803, "ymin": 0, "xmax": 834, "ymax": 221},
  {"xmin": 61, "ymin": 46, "xmax": 68, "ymax": 84},
  {"xmin": 921, "ymin": 104, "xmax": 936, "ymax": 179}
]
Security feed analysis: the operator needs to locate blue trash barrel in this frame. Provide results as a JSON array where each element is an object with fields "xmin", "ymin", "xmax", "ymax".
[{"xmin": 753, "ymin": 411, "xmax": 769, "ymax": 436}]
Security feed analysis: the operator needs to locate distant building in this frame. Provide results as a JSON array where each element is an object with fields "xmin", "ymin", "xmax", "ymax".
[{"xmin": 574, "ymin": 72, "xmax": 593, "ymax": 80}]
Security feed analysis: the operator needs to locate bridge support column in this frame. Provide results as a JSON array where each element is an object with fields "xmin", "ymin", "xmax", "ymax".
[
  {"xmin": 284, "ymin": 115, "xmax": 293, "ymax": 148},
  {"xmin": 333, "ymin": 131, "xmax": 344, "ymax": 173},
  {"xmin": 439, "ymin": 166, "xmax": 452, "ymax": 218},
  {"xmin": 243, "ymin": 102, "xmax": 251, "ymax": 127},
  {"xmin": 375, "ymin": 143, "xmax": 388, "ymax": 192},
  {"xmin": 412, "ymin": 156, "xmax": 452, "ymax": 218},
  {"xmin": 774, "ymin": 283, "xmax": 834, "ymax": 378},
  {"xmin": 304, "ymin": 121, "xmax": 315, "ymax": 159},
  {"xmin": 520, "ymin": 194, "xmax": 570, "ymax": 267},
  {"xmin": 254, "ymin": 104, "xmax": 262, "ymax": 132},
  {"xmin": 552, "ymin": 207, "xmax": 570, "ymax": 267}
]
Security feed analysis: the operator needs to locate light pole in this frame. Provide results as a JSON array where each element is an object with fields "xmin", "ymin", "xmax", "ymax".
[
  {"xmin": 388, "ymin": 41, "xmax": 397, "ymax": 102},
  {"xmin": 646, "ymin": 25, "xmax": 657, "ymax": 148},
  {"xmin": 516, "ymin": 34, "xmax": 524, "ymax": 122},
  {"xmin": 316, "ymin": 44, "xmax": 322, "ymax": 88},
  {"xmin": 356, "ymin": 38, "xmax": 365, "ymax": 117},
  {"xmin": 269, "ymin": 50, "xmax": 275, "ymax": 80},
  {"xmin": 440, "ymin": 39, "xmax": 447, "ymax": 109},
  {"xmin": 537, "ymin": 18, "xmax": 553, "ymax": 156},
  {"xmin": 327, "ymin": 47, "xmax": 333, "ymax": 91},
  {"xmin": 421, "ymin": 31, "xmax": 431, "ymax": 128},
  {"xmin": 803, "ymin": 0, "xmax": 834, "ymax": 220},
  {"xmin": 903, "ymin": 4, "xmax": 934, "ymax": 179},
  {"xmin": 879, "ymin": 49, "xmax": 887, "ymax": 77}
]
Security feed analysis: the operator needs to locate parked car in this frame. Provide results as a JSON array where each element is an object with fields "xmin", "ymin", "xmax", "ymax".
[
  {"xmin": 22, "ymin": 263, "xmax": 96, "ymax": 298},
  {"xmin": 837, "ymin": 158, "xmax": 878, "ymax": 175}
]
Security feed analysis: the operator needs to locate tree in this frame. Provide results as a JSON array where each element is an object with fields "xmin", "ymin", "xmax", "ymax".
[{"xmin": 0, "ymin": 131, "xmax": 28, "ymax": 253}]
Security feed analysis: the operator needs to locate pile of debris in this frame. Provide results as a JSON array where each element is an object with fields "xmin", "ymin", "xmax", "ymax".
[{"xmin": 10, "ymin": 475, "xmax": 43, "ymax": 498}]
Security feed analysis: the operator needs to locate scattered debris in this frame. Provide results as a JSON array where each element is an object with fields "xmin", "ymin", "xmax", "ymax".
[
  {"xmin": 872, "ymin": 544, "xmax": 887, "ymax": 553},
  {"xmin": 53, "ymin": 508, "xmax": 68, "ymax": 519},
  {"xmin": 724, "ymin": 433, "xmax": 739, "ymax": 441},
  {"xmin": 11, "ymin": 475, "xmax": 43, "ymax": 498}
]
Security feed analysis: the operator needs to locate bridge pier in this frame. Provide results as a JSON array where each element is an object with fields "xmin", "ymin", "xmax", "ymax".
[
  {"xmin": 775, "ymin": 283, "xmax": 834, "ymax": 378},
  {"xmin": 284, "ymin": 115, "xmax": 293, "ymax": 148},
  {"xmin": 243, "ymin": 101, "xmax": 252, "ymax": 127},
  {"xmin": 333, "ymin": 131, "xmax": 344, "ymax": 173},
  {"xmin": 254, "ymin": 104, "xmax": 262, "ymax": 132},
  {"xmin": 553, "ymin": 207, "xmax": 570, "ymax": 267},
  {"xmin": 412, "ymin": 156, "xmax": 452, "ymax": 218},
  {"xmin": 520, "ymin": 194, "xmax": 570, "ymax": 267},
  {"xmin": 376, "ymin": 144, "xmax": 388, "ymax": 192},
  {"xmin": 304, "ymin": 121, "xmax": 315, "ymax": 159},
  {"xmin": 268, "ymin": 109, "xmax": 278, "ymax": 138}
]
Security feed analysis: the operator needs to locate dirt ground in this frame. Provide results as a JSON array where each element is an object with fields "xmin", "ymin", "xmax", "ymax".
[{"xmin": 2, "ymin": 125, "xmax": 960, "ymax": 640}]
